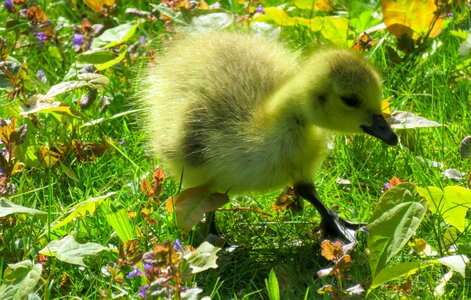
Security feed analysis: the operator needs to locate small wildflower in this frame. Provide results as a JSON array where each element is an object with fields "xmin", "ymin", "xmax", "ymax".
[
  {"xmin": 255, "ymin": 4, "xmax": 265, "ymax": 14},
  {"xmin": 35, "ymin": 31, "xmax": 48, "ymax": 46},
  {"xmin": 143, "ymin": 263, "xmax": 153, "ymax": 275},
  {"xmin": 173, "ymin": 239, "xmax": 183, "ymax": 252},
  {"xmin": 72, "ymin": 33, "xmax": 84, "ymax": 51},
  {"xmin": 2, "ymin": 0, "xmax": 15, "ymax": 13},
  {"xmin": 138, "ymin": 35, "xmax": 146, "ymax": 46},
  {"xmin": 37, "ymin": 70, "xmax": 47, "ymax": 83},
  {"xmin": 126, "ymin": 266, "xmax": 144, "ymax": 279},
  {"xmin": 137, "ymin": 285, "xmax": 149, "ymax": 298}
]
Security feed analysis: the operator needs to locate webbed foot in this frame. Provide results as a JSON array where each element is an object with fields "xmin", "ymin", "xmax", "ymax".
[
  {"xmin": 320, "ymin": 209, "xmax": 367, "ymax": 243},
  {"xmin": 294, "ymin": 182, "xmax": 367, "ymax": 243}
]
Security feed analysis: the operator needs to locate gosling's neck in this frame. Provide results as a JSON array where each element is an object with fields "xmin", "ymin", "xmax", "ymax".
[{"xmin": 259, "ymin": 77, "xmax": 316, "ymax": 134}]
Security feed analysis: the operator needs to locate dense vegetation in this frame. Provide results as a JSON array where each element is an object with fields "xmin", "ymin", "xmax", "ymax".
[{"xmin": 0, "ymin": 0, "xmax": 469, "ymax": 299}]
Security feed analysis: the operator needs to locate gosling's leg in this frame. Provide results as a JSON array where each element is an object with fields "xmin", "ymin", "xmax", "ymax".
[{"xmin": 294, "ymin": 182, "xmax": 366, "ymax": 243}]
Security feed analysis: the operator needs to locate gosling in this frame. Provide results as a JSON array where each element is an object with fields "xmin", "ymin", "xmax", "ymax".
[{"xmin": 140, "ymin": 32, "xmax": 398, "ymax": 242}]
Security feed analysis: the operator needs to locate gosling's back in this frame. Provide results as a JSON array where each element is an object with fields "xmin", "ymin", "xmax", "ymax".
[{"xmin": 141, "ymin": 32, "xmax": 329, "ymax": 191}]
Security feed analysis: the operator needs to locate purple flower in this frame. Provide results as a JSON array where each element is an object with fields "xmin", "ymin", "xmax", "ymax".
[
  {"xmin": 126, "ymin": 266, "xmax": 144, "ymax": 279},
  {"xmin": 72, "ymin": 33, "xmax": 84, "ymax": 50},
  {"xmin": 383, "ymin": 182, "xmax": 390, "ymax": 190},
  {"xmin": 173, "ymin": 239, "xmax": 183, "ymax": 252},
  {"xmin": 137, "ymin": 285, "xmax": 149, "ymax": 298},
  {"xmin": 143, "ymin": 263, "xmax": 153, "ymax": 275},
  {"xmin": 35, "ymin": 31, "xmax": 48, "ymax": 46},
  {"xmin": 37, "ymin": 70, "xmax": 47, "ymax": 83},
  {"xmin": 138, "ymin": 35, "xmax": 146, "ymax": 46},
  {"xmin": 255, "ymin": 4, "xmax": 265, "ymax": 14},
  {"xmin": 2, "ymin": 0, "xmax": 15, "ymax": 13}
]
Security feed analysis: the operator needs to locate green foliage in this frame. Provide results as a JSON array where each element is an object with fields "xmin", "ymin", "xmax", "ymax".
[
  {"xmin": 367, "ymin": 183, "xmax": 428, "ymax": 277},
  {"xmin": 47, "ymin": 192, "xmax": 115, "ymax": 232},
  {"xmin": 0, "ymin": 198, "xmax": 46, "ymax": 218},
  {"xmin": 39, "ymin": 235, "xmax": 109, "ymax": 266},
  {"xmin": 184, "ymin": 241, "xmax": 220, "ymax": 274},
  {"xmin": 90, "ymin": 21, "xmax": 139, "ymax": 50},
  {"xmin": 265, "ymin": 269, "xmax": 280, "ymax": 300},
  {"xmin": 0, "ymin": 260, "xmax": 42, "ymax": 299},
  {"xmin": 102, "ymin": 204, "xmax": 136, "ymax": 243},
  {"xmin": 417, "ymin": 185, "xmax": 471, "ymax": 232},
  {"xmin": 370, "ymin": 255, "xmax": 469, "ymax": 290}
]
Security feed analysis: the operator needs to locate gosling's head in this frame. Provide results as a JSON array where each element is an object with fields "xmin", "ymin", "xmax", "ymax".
[{"xmin": 302, "ymin": 49, "xmax": 398, "ymax": 146}]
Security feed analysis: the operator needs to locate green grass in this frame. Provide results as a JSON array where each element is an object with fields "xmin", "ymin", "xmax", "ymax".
[{"xmin": 1, "ymin": 0, "xmax": 470, "ymax": 299}]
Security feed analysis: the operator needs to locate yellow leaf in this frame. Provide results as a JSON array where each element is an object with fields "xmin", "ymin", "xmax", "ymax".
[
  {"xmin": 320, "ymin": 16, "xmax": 349, "ymax": 46},
  {"xmin": 382, "ymin": 0, "xmax": 442, "ymax": 41},
  {"xmin": 294, "ymin": 0, "xmax": 333, "ymax": 12},
  {"xmin": 0, "ymin": 118, "xmax": 17, "ymax": 144},
  {"xmin": 252, "ymin": 7, "xmax": 297, "ymax": 26},
  {"xmin": 417, "ymin": 186, "xmax": 471, "ymax": 232},
  {"xmin": 48, "ymin": 192, "xmax": 116, "ymax": 232},
  {"xmin": 0, "ymin": 38, "xmax": 9, "ymax": 61},
  {"xmin": 382, "ymin": 96, "xmax": 393, "ymax": 117},
  {"xmin": 83, "ymin": 0, "xmax": 115, "ymax": 13}
]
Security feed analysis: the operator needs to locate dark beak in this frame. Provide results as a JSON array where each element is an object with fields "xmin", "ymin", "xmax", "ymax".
[{"xmin": 360, "ymin": 114, "xmax": 398, "ymax": 146}]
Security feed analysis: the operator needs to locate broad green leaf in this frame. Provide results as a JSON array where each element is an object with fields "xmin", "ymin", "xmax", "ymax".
[
  {"xmin": 167, "ymin": 186, "xmax": 229, "ymax": 232},
  {"xmin": 370, "ymin": 261, "xmax": 423, "ymax": 289},
  {"xmin": 63, "ymin": 62, "xmax": 88, "ymax": 81},
  {"xmin": 43, "ymin": 81, "xmax": 90, "ymax": 99},
  {"xmin": 367, "ymin": 183, "xmax": 428, "ymax": 277},
  {"xmin": 149, "ymin": 3, "xmax": 188, "ymax": 25},
  {"xmin": 184, "ymin": 241, "xmax": 220, "ymax": 273},
  {"xmin": 41, "ymin": 74, "xmax": 109, "ymax": 100},
  {"xmin": 39, "ymin": 235, "xmax": 108, "ymax": 266},
  {"xmin": 90, "ymin": 22, "xmax": 138, "ymax": 50},
  {"xmin": 48, "ymin": 192, "xmax": 116, "ymax": 232},
  {"xmin": 0, "ymin": 260, "xmax": 42, "ymax": 299},
  {"xmin": 370, "ymin": 255, "xmax": 469, "ymax": 290},
  {"xmin": 102, "ymin": 204, "xmax": 136, "ymax": 243},
  {"xmin": 20, "ymin": 99, "xmax": 80, "ymax": 118},
  {"xmin": 191, "ymin": 12, "xmax": 234, "ymax": 32},
  {"xmin": 77, "ymin": 50, "xmax": 116, "ymax": 64},
  {"xmin": 265, "ymin": 269, "xmax": 280, "ymax": 300},
  {"xmin": 382, "ymin": 0, "xmax": 442, "ymax": 40},
  {"xmin": 417, "ymin": 186, "xmax": 471, "ymax": 231},
  {"xmin": 388, "ymin": 111, "xmax": 442, "ymax": 129},
  {"xmin": 94, "ymin": 47, "xmax": 127, "ymax": 71},
  {"xmin": 0, "ymin": 198, "xmax": 46, "ymax": 218},
  {"xmin": 77, "ymin": 73, "xmax": 110, "ymax": 86}
]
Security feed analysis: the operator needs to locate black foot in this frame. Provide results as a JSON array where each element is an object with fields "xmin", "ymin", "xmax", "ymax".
[
  {"xmin": 190, "ymin": 211, "xmax": 226, "ymax": 248},
  {"xmin": 320, "ymin": 209, "xmax": 367, "ymax": 243}
]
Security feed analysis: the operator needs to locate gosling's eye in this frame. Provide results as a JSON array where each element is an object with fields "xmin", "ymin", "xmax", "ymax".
[{"xmin": 341, "ymin": 96, "xmax": 360, "ymax": 108}]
